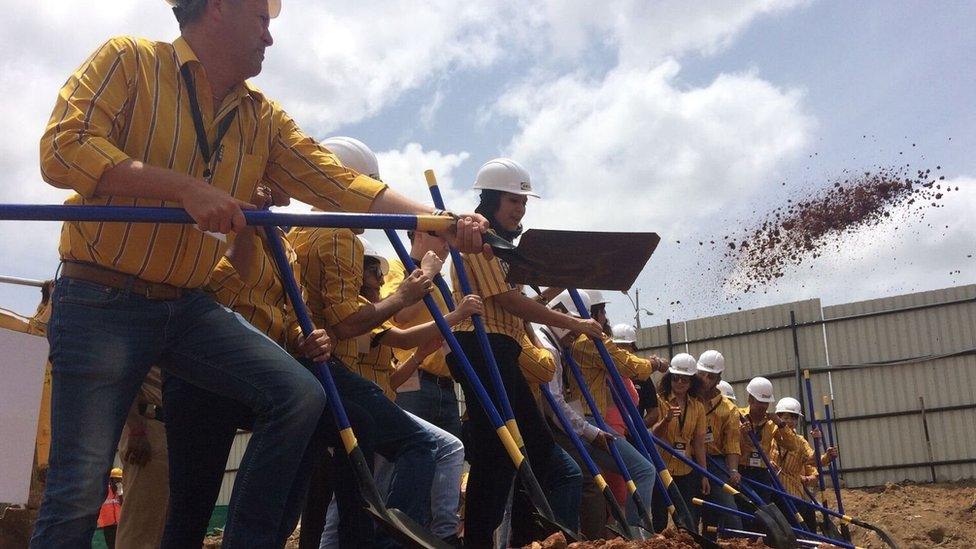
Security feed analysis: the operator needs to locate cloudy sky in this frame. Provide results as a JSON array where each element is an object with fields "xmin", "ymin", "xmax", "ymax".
[{"xmin": 1, "ymin": 0, "xmax": 974, "ymax": 329}]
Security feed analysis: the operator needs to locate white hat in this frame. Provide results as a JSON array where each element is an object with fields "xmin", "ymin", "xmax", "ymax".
[
  {"xmin": 584, "ymin": 289, "xmax": 611, "ymax": 307},
  {"xmin": 668, "ymin": 353, "xmax": 698, "ymax": 376},
  {"xmin": 775, "ymin": 397, "xmax": 804, "ymax": 418},
  {"xmin": 323, "ymin": 136, "xmax": 380, "ymax": 179},
  {"xmin": 611, "ymin": 323, "xmax": 637, "ymax": 345},
  {"xmin": 717, "ymin": 380, "xmax": 737, "ymax": 402},
  {"xmin": 697, "ymin": 350, "xmax": 725, "ymax": 374},
  {"xmin": 473, "ymin": 158, "xmax": 539, "ymax": 197},
  {"xmin": 357, "ymin": 235, "xmax": 389, "ymax": 275},
  {"xmin": 548, "ymin": 290, "xmax": 591, "ymax": 318},
  {"xmin": 746, "ymin": 377, "xmax": 775, "ymax": 404}
]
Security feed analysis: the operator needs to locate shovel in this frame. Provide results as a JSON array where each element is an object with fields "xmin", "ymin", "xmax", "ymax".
[
  {"xmin": 741, "ymin": 422, "xmax": 810, "ymax": 531},
  {"xmin": 803, "ymin": 370, "xmax": 843, "ymax": 538},
  {"xmin": 539, "ymin": 383, "xmax": 637, "ymax": 540},
  {"xmin": 423, "ymin": 171, "xmax": 580, "ymax": 541},
  {"xmin": 385, "ymin": 229, "xmax": 580, "ymax": 543},
  {"xmin": 823, "ymin": 396, "xmax": 854, "ymax": 543},
  {"xmin": 491, "ymin": 229, "xmax": 659, "ymax": 291},
  {"xmin": 706, "ymin": 526, "xmax": 824, "ymax": 547},
  {"xmin": 262, "ymin": 226, "xmax": 449, "ymax": 549},
  {"xmin": 692, "ymin": 501, "xmax": 863, "ymax": 549}
]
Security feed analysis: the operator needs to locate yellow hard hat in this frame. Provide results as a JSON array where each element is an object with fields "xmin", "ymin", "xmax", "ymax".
[{"xmin": 110, "ymin": 468, "xmax": 123, "ymax": 479}]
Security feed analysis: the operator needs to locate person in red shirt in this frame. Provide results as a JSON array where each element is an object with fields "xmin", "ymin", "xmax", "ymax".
[{"xmin": 97, "ymin": 468, "xmax": 124, "ymax": 548}]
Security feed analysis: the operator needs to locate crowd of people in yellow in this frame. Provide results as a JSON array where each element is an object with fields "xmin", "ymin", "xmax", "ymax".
[{"xmin": 2, "ymin": 0, "xmax": 841, "ymax": 547}]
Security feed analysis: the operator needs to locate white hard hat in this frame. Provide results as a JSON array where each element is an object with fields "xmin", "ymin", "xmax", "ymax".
[
  {"xmin": 775, "ymin": 397, "xmax": 804, "ymax": 418},
  {"xmin": 584, "ymin": 289, "xmax": 610, "ymax": 307},
  {"xmin": 473, "ymin": 158, "xmax": 539, "ymax": 197},
  {"xmin": 668, "ymin": 353, "xmax": 698, "ymax": 376},
  {"xmin": 357, "ymin": 235, "xmax": 389, "ymax": 276},
  {"xmin": 746, "ymin": 377, "xmax": 775, "ymax": 403},
  {"xmin": 717, "ymin": 380, "xmax": 737, "ymax": 402},
  {"xmin": 165, "ymin": 0, "xmax": 281, "ymax": 18},
  {"xmin": 611, "ymin": 323, "xmax": 637, "ymax": 344},
  {"xmin": 323, "ymin": 136, "xmax": 380, "ymax": 179},
  {"xmin": 548, "ymin": 290, "xmax": 591, "ymax": 318},
  {"xmin": 697, "ymin": 350, "xmax": 726, "ymax": 374}
]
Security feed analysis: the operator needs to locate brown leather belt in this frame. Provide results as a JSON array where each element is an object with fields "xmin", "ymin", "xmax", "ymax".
[
  {"xmin": 61, "ymin": 261, "xmax": 185, "ymax": 301},
  {"xmin": 420, "ymin": 370, "xmax": 455, "ymax": 389}
]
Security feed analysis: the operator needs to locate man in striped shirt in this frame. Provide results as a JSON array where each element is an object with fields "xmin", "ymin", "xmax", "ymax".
[{"xmin": 32, "ymin": 0, "xmax": 487, "ymax": 546}]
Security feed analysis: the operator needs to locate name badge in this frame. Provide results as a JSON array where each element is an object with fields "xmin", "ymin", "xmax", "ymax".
[
  {"xmin": 704, "ymin": 426, "xmax": 714, "ymax": 444},
  {"xmin": 749, "ymin": 451, "xmax": 762, "ymax": 468}
]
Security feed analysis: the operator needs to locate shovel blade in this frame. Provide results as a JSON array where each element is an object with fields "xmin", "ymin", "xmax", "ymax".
[
  {"xmin": 499, "ymin": 229, "xmax": 660, "ymax": 291},
  {"xmin": 516, "ymin": 461, "xmax": 581, "ymax": 542},
  {"xmin": 754, "ymin": 504, "xmax": 797, "ymax": 549}
]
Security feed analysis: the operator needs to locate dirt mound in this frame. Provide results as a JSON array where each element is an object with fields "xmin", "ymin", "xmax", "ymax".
[
  {"xmin": 841, "ymin": 480, "xmax": 976, "ymax": 549},
  {"xmin": 522, "ymin": 529, "xmax": 766, "ymax": 548}
]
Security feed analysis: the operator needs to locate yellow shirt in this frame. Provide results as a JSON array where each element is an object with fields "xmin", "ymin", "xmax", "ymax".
[
  {"xmin": 656, "ymin": 394, "xmax": 707, "ymax": 476},
  {"xmin": 380, "ymin": 258, "xmax": 451, "ymax": 378},
  {"xmin": 451, "ymin": 251, "xmax": 524, "ymax": 341},
  {"xmin": 519, "ymin": 334, "xmax": 557, "ymax": 402},
  {"xmin": 41, "ymin": 36, "xmax": 385, "ymax": 288},
  {"xmin": 701, "ymin": 393, "xmax": 741, "ymax": 457},
  {"xmin": 568, "ymin": 335, "xmax": 651, "ymax": 417},
  {"xmin": 354, "ymin": 322, "xmax": 397, "ymax": 401},
  {"xmin": 778, "ymin": 434, "xmax": 816, "ymax": 498},
  {"xmin": 288, "ymin": 227, "xmax": 364, "ymax": 368},
  {"xmin": 737, "ymin": 407, "xmax": 806, "ymax": 469},
  {"xmin": 206, "ymin": 228, "xmax": 303, "ymax": 354}
]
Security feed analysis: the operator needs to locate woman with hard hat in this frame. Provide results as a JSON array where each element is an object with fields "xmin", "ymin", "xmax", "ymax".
[
  {"xmin": 651, "ymin": 353, "xmax": 709, "ymax": 531},
  {"xmin": 695, "ymin": 350, "xmax": 743, "ymax": 534},
  {"xmin": 773, "ymin": 397, "xmax": 839, "ymax": 529},
  {"xmin": 447, "ymin": 158, "xmax": 603, "ymax": 546},
  {"xmin": 717, "ymin": 380, "xmax": 737, "ymax": 403}
]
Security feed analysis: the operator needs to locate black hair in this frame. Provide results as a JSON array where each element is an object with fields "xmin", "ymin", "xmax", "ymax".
[
  {"xmin": 406, "ymin": 230, "xmax": 416, "ymax": 242},
  {"xmin": 659, "ymin": 372, "xmax": 703, "ymax": 400},
  {"xmin": 475, "ymin": 189, "xmax": 523, "ymax": 241}
]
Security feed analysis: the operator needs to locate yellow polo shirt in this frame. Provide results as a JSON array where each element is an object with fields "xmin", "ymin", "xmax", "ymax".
[
  {"xmin": 206, "ymin": 228, "xmax": 303, "ymax": 354},
  {"xmin": 380, "ymin": 258, "xmax": 451, "ymax": 378},
  {"xmin": 656, "ymin": 393, "xmax": 707, "ymax": 476},
  {"xmin": 41, "ymin": 36, "xmax": 385, "ymax": 288},
  {"xmin": 568, "ymin": 335, "xmax": 651, "ymax": 416},
  {"xmin": 778, "ymin": 434, "xmax": 816, "ymax": 498},
  {"xmin": 288, "ymin": 227, "xmax": 364, "ymax": 369},
  {"xmin": 701, "ymin": 393, "xmax": 741, "ymax": 457},
  {"xmin": 451, "ymin": 250, "xmax": 524, "ymax": 342},
  {"xmin": 354, "ymin": 321, "xmax": 397, "ymax": 401}
]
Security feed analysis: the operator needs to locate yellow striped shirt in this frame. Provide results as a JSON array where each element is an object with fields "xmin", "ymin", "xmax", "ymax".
[
  {"xmin": 519, "ymin": 334, "xmax": 557, "ymax": 400},
  {"xmin": 778, "ymin": 435, "xmax": 816, "ymax": 498},
  {"xmin": 288, "ymin": 227, "xmax": 364, "ymax": 369},
  {"xmin": 451, "ymin": 250, "xmax": 524, "ymax": 341},
  {"xmin": 380, "ymin": 258, "xmax": 451, "ymax": 378},
  {"xmin": 206, "ymin": 228, "xmax": 303, "ymax": 354},
  {"xmin": 354, "ymin": 322, "xmax": 397, "ymax": 400},
  {"xmin": 656, "ymin": 393, "xmax": 707, "ymax": 476},
  {"xmin": 40, "ymin": 36, "xmax": 385, "ymax": 288},
  {"xmin": 701, "ymin": 393, "xmax": 741, "ymax": 457},
  {"xmin": 568, "ymin": 335, "xmax": 651, "ymax": 416}
]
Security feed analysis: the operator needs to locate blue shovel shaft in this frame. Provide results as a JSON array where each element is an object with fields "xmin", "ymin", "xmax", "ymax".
[
  {"xmin": 743, "ymin": 428, "xmax": 805, "ymax": 529},
  {"xmin": 0, "ymin": 204, "xmax": 453, "ymax": 231},
  {"xmin": 823, "ymin": 400, "xmax": 846, "ymax": 515},
  {"xmin": 803, "ymin": 373, "xmax": 829, "ymax": 495}
]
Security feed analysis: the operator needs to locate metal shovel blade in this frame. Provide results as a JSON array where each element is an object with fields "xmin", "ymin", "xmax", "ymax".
[
  {"xmin": 347, "ymin": 446, "xmax": 451, "ymax": 549},
  {"xmin": 754, "ymin": 503, "xmax": 797, "ymax": 549},
  {"xmin": 493, "ymin": 230, "xmax": 660, "ymax": 291},
  {"xmin": 516, "ymin": 461, "xmax": 581, "ymax": 542}
]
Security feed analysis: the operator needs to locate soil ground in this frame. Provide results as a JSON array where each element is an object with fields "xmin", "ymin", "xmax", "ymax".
[{"xmin": 2, "ymin": 480, "xmax": 974, "ymax": 547}]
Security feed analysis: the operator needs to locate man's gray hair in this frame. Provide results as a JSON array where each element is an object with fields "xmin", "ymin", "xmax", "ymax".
[{"xmin": 170, "ymin": 0, "xmax": 209, "ymax": 29}]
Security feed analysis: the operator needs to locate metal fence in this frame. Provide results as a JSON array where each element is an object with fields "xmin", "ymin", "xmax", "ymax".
[{"xmin": 635, "ymin": 284, "xmax": 976, "ymax": 488}]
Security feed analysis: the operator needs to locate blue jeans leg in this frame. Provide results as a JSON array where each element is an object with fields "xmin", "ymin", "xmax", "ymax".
[
  {"xmin": 159, "ymin": 293, "xmax": 326, "ymax": 548},
  {"xmin": 30, "ymin": 278, "xmax": 164, "ymax": 548},
  {"xmin": 584, "ymin": 416, "xmax": 656, "ymax": 528},
  {"xmin": 537, "ymin": 444, "xmax": 582, "ymax": 533},
  {"xmin": 704, "ymin": 458, "xmax": 742, "ymax": 531},
  {"xmin": 396, "ymin": 373, "xmax": 462, "ymax": 438}
]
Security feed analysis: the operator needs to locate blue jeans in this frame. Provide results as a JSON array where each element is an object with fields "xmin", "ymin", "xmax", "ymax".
[
  {"xmin": 584, "ymin": 416, "xmax": 656, "ymax": 528},
  {"xmin": 396, "ymin": 371, "xmax": 462, "ymax": 438},
  {"xmin": 703, "ymin": 457, "xmax": 743, "ymax": 533},
  {"xmin": 328, "ymin": 363, "xmax": 437, "ymax": 548},
  {"xmin": 30, "ymin": 277, "xmax": 326, "ymax": 548}
]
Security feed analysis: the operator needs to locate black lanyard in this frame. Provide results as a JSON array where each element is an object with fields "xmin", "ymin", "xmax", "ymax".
[
  {"xmin": 180, "ymin": 64, "xmax": 238, "ymax": 181},
  {"xmin": 671, "ymin": 394, "xmax": 689, "ymax": 432}
]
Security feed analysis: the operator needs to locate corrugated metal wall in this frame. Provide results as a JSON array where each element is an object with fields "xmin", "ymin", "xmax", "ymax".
[{"xmin": 634, "ymin": 284, "xmax": 976, "ymax": 488}]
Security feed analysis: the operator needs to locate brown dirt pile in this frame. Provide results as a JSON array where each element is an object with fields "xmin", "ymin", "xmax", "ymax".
[
  {"xmin": 522, "ymin": 529, "xmax": 766, "ymax": 548},
  {"xmin": 841, "ymin": 480, "xmax": 976, "ymax": 549},
  {"xmin": 723, "ymin": 165, "xmax": 952, "ymax": 292}
]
